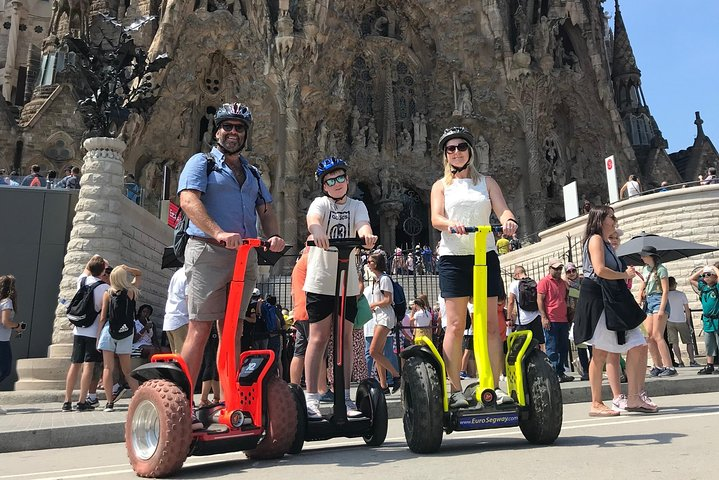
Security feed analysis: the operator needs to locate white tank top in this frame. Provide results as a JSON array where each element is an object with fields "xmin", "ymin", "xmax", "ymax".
[{"xmin": 438, "ymin": 176, "xmax": 497, "ymax": 256}]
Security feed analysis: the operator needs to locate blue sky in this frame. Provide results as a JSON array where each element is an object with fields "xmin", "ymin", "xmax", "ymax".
[{"xmin": 604, "ymin": 0, "xmax": 719, "ymax": 152}]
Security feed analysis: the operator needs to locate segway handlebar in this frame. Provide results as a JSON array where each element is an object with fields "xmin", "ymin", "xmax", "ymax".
[
  {"xmin": 449, "ymin": 225, "xmax": 505, "ymax": 234},
  {"xmin": 306, "ymin": 237, "xmax": 367, "ymax": 249}
]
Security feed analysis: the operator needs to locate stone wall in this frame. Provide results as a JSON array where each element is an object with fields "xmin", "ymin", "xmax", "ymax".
[
  {"xmin": 119, "ymin": 196, "xmax": 174, "ymax": 327},
  {"xmin": 500, "ymin": 184, "xmax": 719, "ymax": 320}
]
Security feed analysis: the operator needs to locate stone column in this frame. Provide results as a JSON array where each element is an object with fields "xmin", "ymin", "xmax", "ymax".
[
  {"xmin": 379, "ymin": 201, "xmax": 402, "ymax": 252},
  {"xmin": 15, "ymin": 137, "xmax": 126, "ymax": 390},
  {"xmin": 282, "ymin": 77, "xmax": 301, "ymax": 249},
  {"xmin": 2, "ymin": 0, "xmax": 22, "ymax": 101}
]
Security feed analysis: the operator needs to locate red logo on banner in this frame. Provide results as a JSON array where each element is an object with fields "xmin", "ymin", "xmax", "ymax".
[
  {"xmin": 168, "ymin": 202, "xmax": 180, "ymax": 228},
  {"xmin": 606, "ymin": 158, "xmax": 613, "ymax": 170}
]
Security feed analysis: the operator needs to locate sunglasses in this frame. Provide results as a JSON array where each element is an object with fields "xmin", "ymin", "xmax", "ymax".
[
  {"xmin": 324, "ymin": 174, "xmax": 347, "ymax": 187},
  {"xmin": 220, "ymin": 123, "xmax": 246, "ymax": 133},
  {"xmin": 445, "ymin": 142, "xmax": 469, "ymax": 154},
  {"xmin": 566, "ymin": 269, "xmax": 577, "ymax": 274},
  {"xmin": 701, "ymin": 273, "xmax": 716, "ymax": 278}
]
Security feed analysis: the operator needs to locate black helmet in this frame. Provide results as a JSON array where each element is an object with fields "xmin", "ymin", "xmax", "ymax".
[
  {"xmin": 438, "ymin": 126, "xmax": 474, "ymax": 151},
  {"xmin": 214, "ymin": 102, "xmax": 253, "ymax": 131}
]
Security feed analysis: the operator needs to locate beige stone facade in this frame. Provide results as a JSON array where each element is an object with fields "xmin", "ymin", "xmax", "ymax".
[{"xmin": 2, "ymin": 0, "xmax": 717, "ymax": 251}]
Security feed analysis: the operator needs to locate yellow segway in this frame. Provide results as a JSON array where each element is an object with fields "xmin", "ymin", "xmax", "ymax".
[{"xmin": 400, "ymin": 226, "xmax": 563, "ymax": 453}]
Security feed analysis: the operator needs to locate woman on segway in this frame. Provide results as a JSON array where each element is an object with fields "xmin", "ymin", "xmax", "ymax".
[
  {"xmin": 430, "ymin": 126, "xmax": 518, "ymax": 409},
  {"xmin": 303, "ymin": 157, "xmax": 377, "ymax": 419}
]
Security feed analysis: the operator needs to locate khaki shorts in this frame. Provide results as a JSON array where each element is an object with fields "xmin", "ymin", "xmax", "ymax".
[
  {"xmin": 167, "ymin": 324, "xmax": 189, "ymax": 354},
  {"xmin": 666, "ymin": 321, "xmax": 691, "ymax": 345},
  {"xmin": 185, "ymin": 238, "xmax": 258, "ymax": 322}
]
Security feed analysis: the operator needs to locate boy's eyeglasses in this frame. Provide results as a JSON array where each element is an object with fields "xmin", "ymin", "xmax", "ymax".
[
  {"xmin": 324, "ymin": 174, "xmax": 347, "ymax": 187},
  {"xmin": 445, "ymin": 143, "xmax": 469, "ymax": 154}
]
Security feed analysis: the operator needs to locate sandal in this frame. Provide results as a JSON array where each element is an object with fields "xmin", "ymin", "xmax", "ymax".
[
  {"xmin": 626, "ymin": 400, "xmax": 659, "ymax": 414},
  {"xmin": 589, "ymin": 405, "xmax": 620, "ymax": 417}
]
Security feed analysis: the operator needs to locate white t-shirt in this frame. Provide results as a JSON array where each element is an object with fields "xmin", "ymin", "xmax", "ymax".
[
  {"xmin": 74, "ymin": 275, "xmax": 110, "ymax": 338},
  {"xmin": 369, "ymin": 275, "xmax": 396, "ymax": 326},
  {"xmin": 412, "ymin": 309, "xmax": 432, "ymax": 328},
  {"xmin": 438, "ymin": 177, "xmax": 496, "ymax": 256},
  {"xmin": 133, "ymin": 319, "xmax": 153, "ymax": 348},
  {"xmin": 304, "ymin": 196, "xmax": 370, "ymax": 297},
  {"xmin": 509, "ymin": 279, "xmax": 541, "ymax": 326},
  {"xmin": 163, "ymin": 268, "xmax": 189, "ymax": 332},
  {"xmin": 667, "ymin": 290, "xmax": 689, "ymax": 323},
  {"xmin": 363, "ymin": 285, "xmax": 377, "ymax": 337},
  {"xmin": 0, "ymin": 298, "xmax": 15, "ymax": 342},
  {"xmin": 626, "ymin": 180, "xmax": 640, "ymax": 197}
]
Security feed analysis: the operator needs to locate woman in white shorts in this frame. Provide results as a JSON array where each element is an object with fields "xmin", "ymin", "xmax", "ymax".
[{"xmin": 574, "ymin": 206, "xmax": 658, "ymax": 416}]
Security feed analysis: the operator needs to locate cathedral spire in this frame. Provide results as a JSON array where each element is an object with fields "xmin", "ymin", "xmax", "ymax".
[{"xmin": 612, "ymin": 0, "xmax": 640, "ymax": 80}]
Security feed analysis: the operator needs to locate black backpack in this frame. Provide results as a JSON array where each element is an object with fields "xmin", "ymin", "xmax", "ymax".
[
  {"xmin": 108, "ymin": 290, "xmax": 136, "ymax": 340},
  {"xmin": 172, "ymin": 154, "xmax": 265, "ymax": 263},
  {"xmin": 383, "ymin": 274, "xmax": 407, "ymax": 321},
  {"xmin": 517, "ymin": 277, "xmax": 538, "ymax": 311},
  {"xmin": 66, "ymin": 277, "xmax": 104, "ymax": 328}
]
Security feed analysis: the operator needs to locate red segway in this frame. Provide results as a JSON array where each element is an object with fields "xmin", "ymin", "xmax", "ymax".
[
  {"xmin": 289, "ymin": 237, "xmax": 388, "ymax": 453},
  {"xmin": 125, "ymin": 239, "xmax": 298, "ymax": 477}
]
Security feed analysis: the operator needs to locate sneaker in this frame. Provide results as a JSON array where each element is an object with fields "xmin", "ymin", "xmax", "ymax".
[
  {"xmin": 640, "ymin": 391, "xmax": 657, "ymax": 409},
  {"xmin": 111, "ymin": 383, "xmax": 122, "ymax": 396},
  {"xmin": 558, "ymin": 374, "xmax": 575, "ymax": 383},
  {"xmin": 382, "ymin": 387, "xmax": 390, "ymax": 395},
  {"xmin": 113, "ymin": 385, "xmax": 129, "ymax": 402},
  {"xmin": 459, "ymin": 370, "xmax": 468, "ymax": 380},
  {"xmin": 391, "ymin": 377, "xmax": 401, "ymax": 394},
  {"xmin": 345, "ymin": 399, "xmax": 363, "ymax": 418},
  {"xmin": 306, "ymin": 397, "xmax": 322, "ymax": 420},
  {"xmin": 85, "ymin": 396, "xmax": 99, "ymax": 407},
  {"xmin": 580, "ymin": 374, "xmax": 589, "ymax": 381},
  {"xmin": 676, "ymin": 362, "xmax": 685, "ymax": 368},
  {"xmin": 612, "ymin": 394, "xmax": 627, "ymax": 411},
  {"xmin": 658, "ymin": 367, "xmax": 677, "ymax": 377},
  {"xmin": 689, "ymin": 360, "xmax": 700, "ymax": 367},
  {"xmin": 103, "ymin": 403, "xmax": 114, "ymax": 412},
  {"xmin": 697, "ymin": 365, "xmax": 715, "ymax": 375},
  {"xmin": 319, "ymin": 390, "xmax": 335, "ymax": 403},
  {"xmin": 649, "ymin": 366, "xmax": 662, "ymax": 377},
  {"xmin": 448, "ymin": 392, "xmax": 469, "ymax": 409},
  {"xmin": 619, "ymin": 374, "xmax": 628, "ymax": 383},
  {"xmin": 495, "ymin": 388, "xmax": 514, "ymax": 405},
  {"xmin": 61, "ymin": 401, "xmax": 73, "ymax": 412},
  {"xmin": 76, "ymin": 402, "xmax": 95, "ymax": 411}
]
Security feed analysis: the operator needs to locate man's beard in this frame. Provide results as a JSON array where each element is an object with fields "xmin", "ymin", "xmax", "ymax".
[{"xmin": 218, "ymin": 137, "xmax": 243, "ymax": 154}]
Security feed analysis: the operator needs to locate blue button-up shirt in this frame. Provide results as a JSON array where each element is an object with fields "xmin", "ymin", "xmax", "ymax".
[{"xmin": 177, "ymin": 147, "xmax": 273, "ymax": 239}]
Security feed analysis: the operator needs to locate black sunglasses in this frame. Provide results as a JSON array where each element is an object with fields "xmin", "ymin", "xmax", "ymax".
[
  {"xmin": 566, "ymin": 269, "xmax": 577, "ymax": 273},
  {"xmin": 220, "ymin": 123, "xmax": 246, "ymax": 133},
  {"xmin": 324, "ymin": 174, "xmax": 347, "ymax": 187},
  {"xmin": 701, "ymin": 273, "xmax": 716, "ymax": 278},
  {"xmin": 445, "ymin": 142, "xmax": 470, "ymax": 154}
]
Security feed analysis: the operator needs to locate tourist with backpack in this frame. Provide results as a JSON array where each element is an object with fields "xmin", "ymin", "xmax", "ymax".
[
  {"xmin": 96, "ymin": 264, "xmax": 142, "ymax": 412},
  {"xmin": 303, "ymin": 156, "xmax": 377, "ymax": 419},
  {"xmin": 20, "ymin": 164, "xmax": 46, "ymax": 187},
  {"xmin": 431, "ymin": 126, "xmax": 518, "ymax": 409},
  {"xmin": 689, "ymin": 265, "xmax": 719, "ymax": 374},
  {"xmin": 61, "ymin": 255, "xmax": 110, "ymax": 412},
  {"xmin": 506, "ymin": 265, "xmax": 544, "ymax": 347},
  {"xmin": 365, "ymin": 252, "xmax": 401, "ymax": 394}
]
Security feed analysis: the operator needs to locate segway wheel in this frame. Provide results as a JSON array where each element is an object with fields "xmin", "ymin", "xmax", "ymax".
[
  {"xmin": 519, "ymin": 350, "xmax": 563, "ymax": 444},
  {"xmin": 402, "ymin": 356, "xmax": 444, "ymax": 453},
  {"xmin": 287, "ymin": 383, "xmax": 306, "ymax": 454},
  {"xmin": 357, "ymin": 381, "xmax": 388, "ymax": 446},
  {"xmin": 244, "ymin": 376, "xmax": 298, "ymax": 459},
  {"xmin": 126, "ymin": 379, "xmax": 192, "ymax": 478}
]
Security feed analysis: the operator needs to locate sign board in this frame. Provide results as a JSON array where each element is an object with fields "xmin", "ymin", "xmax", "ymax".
[
  {"xmin": 563, "ymin": 181, "xmax": 579, "ymax": 221},
  {"xmin": 605, "ymin": 155, "xmax": 619, "ymax": 203},
  {"xmin": 167, "ymin": 201, "xmax": 180, "ymax": 228}
]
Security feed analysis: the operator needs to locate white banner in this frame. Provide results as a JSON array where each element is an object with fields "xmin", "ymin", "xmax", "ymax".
[
  {"xmin": 563, "ymin": 181, "xmax": 579, "ymax": 221},
  {"xmin": 605, "ymin": 155, "xmax": 619, "ymax": 203}
]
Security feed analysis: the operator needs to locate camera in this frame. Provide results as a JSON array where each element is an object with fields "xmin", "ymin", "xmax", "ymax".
[{"xmin": 19, "ymin": 322, "xmax": 26, "ymax": 330}]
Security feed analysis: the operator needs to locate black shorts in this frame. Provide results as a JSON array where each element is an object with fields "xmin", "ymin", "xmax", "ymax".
[
  {"xmin": 515, "ymin": 315, "xmax": 545, "ymax": 344},
  {"xmin": 71, "ymin": 335, "xmax": 102, "ymax": 364},
  {"xmin": 293, "ymin": 321, "xmax": 309, "ymax": 357},
  {"xmin": 462, "ymin": 335, "xmax": 474, "ymax": 351},
  {"xmin": 200, "ymin": 330, "xmax": 219, "ymax": 382},
  {"xmin": 306, "ymin": 292, "xmax": 357, "ymax": 325},
  {"xmin": 439, "ymin": 252, "xmax": 505, "ymax": 299}
]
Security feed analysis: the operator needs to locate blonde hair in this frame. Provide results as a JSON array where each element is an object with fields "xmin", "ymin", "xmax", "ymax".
[
  {"xmin": 109, "ymin": 265, "xmax": 139, "ymax": 297},
  {"xmin": 442, "ymin": 145, "xmax": 482, "ymax": 185}
]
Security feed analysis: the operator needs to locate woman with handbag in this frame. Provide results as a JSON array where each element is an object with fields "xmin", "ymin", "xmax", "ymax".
[{"xmin": 574, "ymin": 206, "xmax": 658, "ymax": 416}]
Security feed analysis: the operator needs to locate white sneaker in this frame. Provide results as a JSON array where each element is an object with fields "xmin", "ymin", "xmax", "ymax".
[
  {"xmin": 345, "ymin": 399, "xmax": 363, "ymax": 418},
  {"xmin": 495, "ymin": 389, "xmax": 514, "ymax": 405},
  {"xmin": 612, "ymin": 394, "xmax": 627, "ymax": 411},
  {"xmin": 306, "ymin": 397, "xmax": 322, "ymax": 419}
]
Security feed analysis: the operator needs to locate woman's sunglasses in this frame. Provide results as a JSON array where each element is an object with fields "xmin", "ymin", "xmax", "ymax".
[
  {"xmin": 566, "ymin": 269, "xmax": 577, "ymax": 274},
  {"xmin": 445, "ymin": 142, "xmax": 469, "ymax": 154},
  {"xmin": 701, "ymin": 273, "xmax": 716, "ymax": 278},
  {"xmin": 324, "ymin": 174, "xmax": 347, "ymax": 187}
]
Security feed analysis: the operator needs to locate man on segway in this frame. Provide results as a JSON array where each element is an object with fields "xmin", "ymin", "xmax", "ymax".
[{"xmin": 177, "ymin": 102, "xmax": 285, "ymax": 429}]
